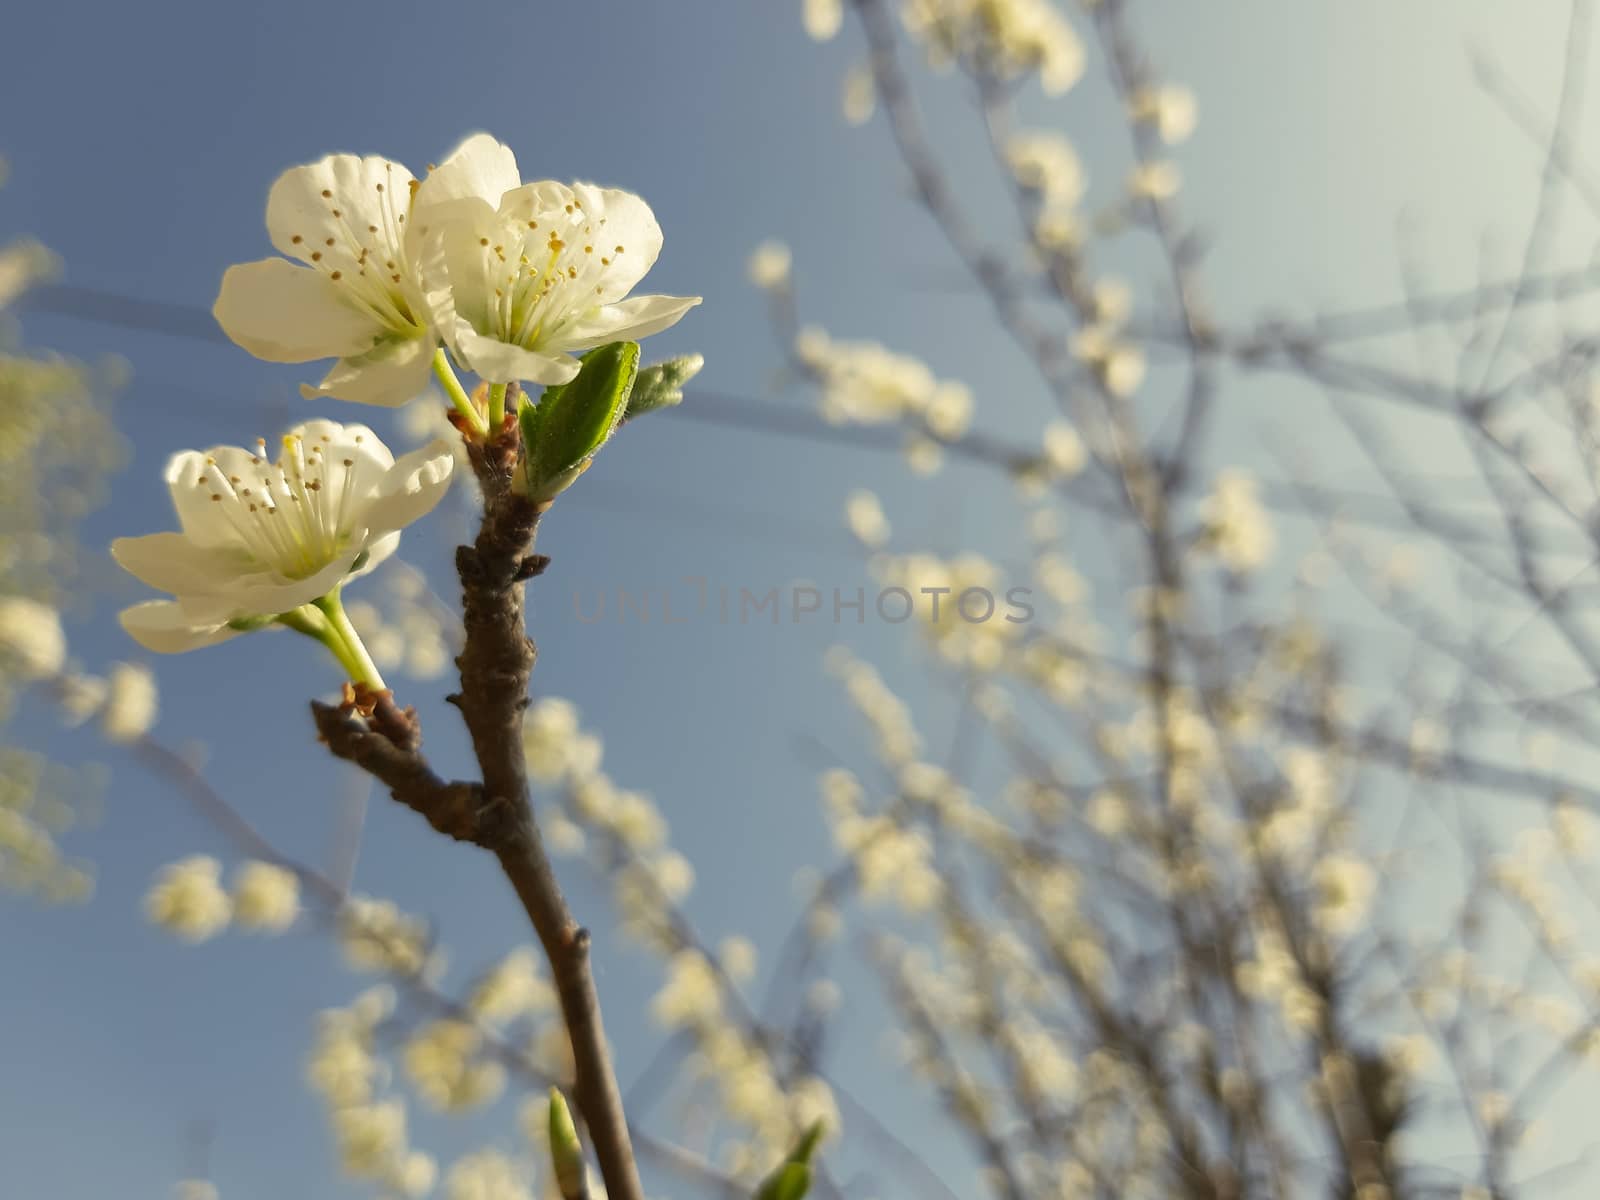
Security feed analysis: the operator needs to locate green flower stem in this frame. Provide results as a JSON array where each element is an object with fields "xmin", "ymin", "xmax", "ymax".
[
  {"xmin": 314, "ymin": 589, "xmax": 387, "ymax": 691},
  {"xmin": 276, "ymin": 604, "xmax": 367, "ymax": 682},
  {"xmin": 432, "ymin": 349, "xmax": 488, "ymax": 438},
  {"xmin": 488, "ymin": 381, "xmax": 509, "ymax": 430}
]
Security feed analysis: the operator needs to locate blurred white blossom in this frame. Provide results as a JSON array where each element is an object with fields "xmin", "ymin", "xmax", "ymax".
[
  {"xmin": 903, "ymin": 0, "xmax": 1084, "ymax": 95},
  {"xmin": 804, "ymin": 0, "xmax": 844, "ymax": 41},
  {"xmin": 0, "ymin": 596, "xmax": 65, "ymax": 680},
  {"xmin": 145, "ymin": 855, "xmax": 231, "ymax": 942},
  {"xmin": 747, "ymin": 240, "xmax": 793, "ymax": 291},
  {"xmin": 845, "ymin": 489, "xmax": 891, "ymax": 548},
  {"xmin": 100, "ymin": 661, "xmax": 158, "ymax": 742},
  {"xmin": 444, "ymin": 1151, "xmax": 533, "ymax": 1200},
  {"xmin": 1131, "ymin": 85, "xmax": 1198, "ymax": 144},
  {"xmin": 232, "ymin": 860, "xmax": 301, "ymax": 933},
  {"xmin": 1198, "ymin": 470, "xmax": 1274, "ymax": 572}
]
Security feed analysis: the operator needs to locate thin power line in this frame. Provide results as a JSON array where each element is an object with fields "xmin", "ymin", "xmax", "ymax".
[
  {"xmin": 20, "ymin": 281, "xmax": 866, "ymax": 555},
  {"xmin": 19, "ymin": 282, "xmax": 899, "ymax": 455},
  {"xmin": 26, "ymin": 283, "xmax": 232, "ymax": 345},
  {"xmin": 27, "ymin": 281, "xmax": 1557, "ymax": 549}
]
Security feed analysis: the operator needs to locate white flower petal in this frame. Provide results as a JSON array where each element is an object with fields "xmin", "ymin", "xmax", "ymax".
[
  {"xmin": 287, "ymin": 418, "xmax": 396, "ymax": 496},
  {"xmin": 418, "ymin": 196, "xmax": 501, "ymax": 336},
  {"xmin": 351, "ymin": 531, "xmax": 400, "ymax": 583},
  {"xmin": 111, "ymin": 532, "xmax": 248, "ymax": 596},
  {"xmin": 361, "ymin": 442, "xmax": 456, "ymax": 536},
  {"xmin": 266, "ymin": 152, "xmax": 416, "ymax": 268},
  {"xmin": 164, "ymin": 446, "xmax": 283, "ymax": 550},
  {"xmin": 213, "ymin": 258, "xmax": 380, "ymax": 363},
  {"xmin": 571, "ymin": 183, "xmax": 664, "ymax": 298},
  {"xmin": 414, "ymin": 133, "xmax": 521, "ymax": 211},
  {"xmin": 450, "ymin": 322, "xmax": 580, "ymax": 385},
  {"xmin": 177, "ymin": 549, "xmax": 368, "ymax": 624},
  {"xmin": 216, "ymin": 151, "xmax": 432, "ymax": 379},
  {"xmin": 119, "ymin": 601, "xmax": 243, "ymax": 655},
  {"xmin": 298, "ymin": 335, "xmax": 435, "ymax": 407},
  {"xmin": 560, "ymin": 294, "xmax": 702, "ymax": 350}
]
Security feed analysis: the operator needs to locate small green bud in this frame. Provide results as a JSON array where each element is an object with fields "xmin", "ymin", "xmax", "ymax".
[
  {"xmin": 789, "ymin": 1121, "xmax": 824, "ymax": 1165},
  {"xmin": 518, "ymin": 341, "xmax": 639, "ymax": 506},
  {"xmin": 754, "ymin": 1121, "xmax": 825, "ymax": 1200},
  {"xmin": 547, "ymin": 1088, "xmax": 587, "ymax": 1200},
  {"xmin": 228, "ymin": 614, "xmax": 276, "ymax": 633},
  {"xmin": 755, "ymin": 1163, "xmax": 810, "ymax": 1200},
  {"xmin": 622, "ymin": 352, "xmax": 704, "ymax": 422}
]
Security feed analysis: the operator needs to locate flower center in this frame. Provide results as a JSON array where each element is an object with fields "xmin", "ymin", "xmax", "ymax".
[
  {"xmin": 194, "ymin": 433, "xmax": 364, "ymax": 579},
  {"xmin": 476, "ymin": 193, "xmax": 629, "ymax": 349}
]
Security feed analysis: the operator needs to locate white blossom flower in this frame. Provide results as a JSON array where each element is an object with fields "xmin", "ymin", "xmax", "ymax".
[
  {"xmin": 1007, "ymin": 132, "xmax": 1085, "ymax": 210},
  {"xmin": 0, "ymin": 596, "xmax": 66, "ymax": 680},
  {"xmin": 803, "ymin": 0, "xmax": 844, "ymax": 41},
  {"xmin": 653, "ymin": 949, "xmax": 722, "ymax": 1029},
  {"xmin": 903, "ymin": 0, "xmax": 1083, "ymax": 94},
  {"xmin": 145, "ymin": 855, "xmax": 232, "ymax": 942},
  {"xmin": 214, "ymin": 150, "xmax": 438, "ymax": 406},
  {"xmin": 720, "ymin": 935, "xmax": 759, "ymax": 984},
  {"xmin": 100, "ymin": 661, "xmax": 158, "ymax": 742},
  {"xmin": 332, "ymin": 1100, "xmax": 409, "ymax": 1178},
  {"xmin": 467, "ymin": 948, "xmax": 553, "ymax": 1022},
  {"xmin": 411, "ymin": 134, "xmax": 700, "ymax": 387},
  {"xmin": 307, "ymin": 1002, "xmax": 385, "ymax": 1107},
  {"xmin": 924, "ymin": 382, "xmax": 973, "ymax": 440},
  {"xmin": 55, "ymin": 673, "xmax": 108, "ymax": 725},
  {"xmin": 232, "ymin": 860, "xmax": 301, "ymax": 933},
  {"xmin": 1132, "ymin": 85, "xmax": 1198, "ymax": 144},
  {"xmin": 404, "ymin": 1019, "xmax": 506, "ymax": 1112},
  {"xmin": 1102, "ymin": 345, "xmax": 1147, "ymax": 397},
  {"xmin": 1313, "ymin": 855, "xmax": 1376, "ymax": 936},
  {"xmin": 340, "ymin": 895, "xmax": 431, "ymax": 975},
  {"xmin": 747, "ymin": 240, "xmax": 793, "ymax": 290},
  {"xmin": 842, "ymin": 63, "xmax": 878, "ymax": 125},
  {"xmin": 444, "ymin": 1152, "xmax": 533, "ymax": 1200},
  {"xmin": 112, "ymin": 421, "xmax": 453, "ymax": 653},
  {"xmin": 1129, "ymin": 160, "xmax": 1181, "ymax": 201},
  {"xmin": 1091, "ymin": 277, "xmax": 1133, "ymax": 326},
  {"xmin": 653, "ymin": 849, "xmax": 696, "ymax": 900},
  {"xmin": 1199, "ymin": 470, "xmax": 1274, "ymax": 573},
  {"xmin": 845, "ymin": 490, "xmax": 891, "ymax": 548},
  {"xmin": 0, "ymin": 239, "xmax": 57, "ymax": 312},
  {"xmin": 397, "ymin": 1152, "xmax": 439, "ymax": 1199},
  {"xmin": 1042, "ymin": 422, "xmax": 1087, "ymax": 476}
]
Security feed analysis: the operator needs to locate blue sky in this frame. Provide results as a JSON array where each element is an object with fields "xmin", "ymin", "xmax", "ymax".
[{"xmin": 0, "ymin": 2, "xmax": 1585, "ymax": 1196}]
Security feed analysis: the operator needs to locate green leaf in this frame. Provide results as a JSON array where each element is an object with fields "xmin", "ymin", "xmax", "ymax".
[
  {"xmin": 516, "ymin": 391, "xmax": 545, "ymax": 472},
  {"xmin": 622, "ymin": 353, "xmax": 704, "ymax": 423},
  {"xmin": 519, "ymin": 341, "xmax": 640, "ymax": 505}
]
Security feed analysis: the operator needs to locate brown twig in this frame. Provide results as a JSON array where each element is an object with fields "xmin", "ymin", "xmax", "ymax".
[{"xmin": 315, "ymin": 419, "xmax": 644, "ymax": 1200}]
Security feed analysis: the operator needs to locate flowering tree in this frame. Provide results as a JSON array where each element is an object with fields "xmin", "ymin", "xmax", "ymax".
[{"xmin": 12, "ymin": 2, "xmax": 1600, "ymax": 1199}]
